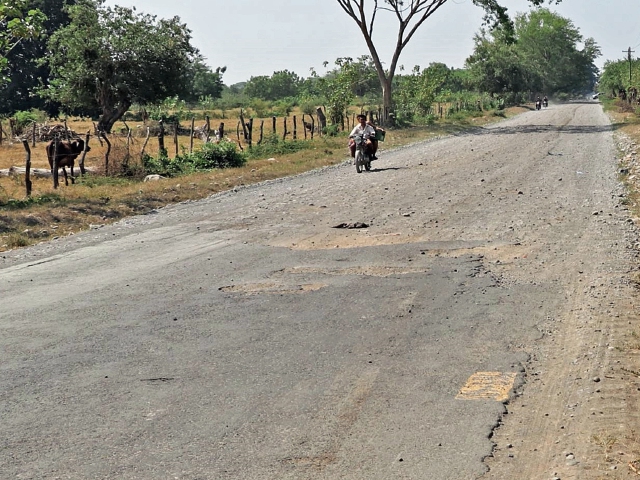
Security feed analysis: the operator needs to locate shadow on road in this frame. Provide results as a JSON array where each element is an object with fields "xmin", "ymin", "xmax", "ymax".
[
  {"xmin": 369, "ymin": 166, "xmax": 405, "ymax": 173},
  {"xmin": 464, "ymin": 123, "xmax": 622, "ymax": 136}
]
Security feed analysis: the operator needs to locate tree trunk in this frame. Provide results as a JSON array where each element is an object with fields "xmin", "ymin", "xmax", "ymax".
[
  {"xmin": 98, "ymin": 102, "xmax": 131, "ymax": 134},
  {"xmin": 381, "ymin": 80, "xmax": 394, "ymax": 127},
  {"xmin": 102, "ymin": 132, "xmax": 111, "ymax": 175},
  {"xmin": 22, "ymin": 140, "xmax": 32, "ymax": 197},
  {"xmin": 316, "ymin": 107, "xmax": 326, "ymax": 134}
]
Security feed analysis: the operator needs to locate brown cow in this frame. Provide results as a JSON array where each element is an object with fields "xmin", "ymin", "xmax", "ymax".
[{"xmin": 45, "ymin": 138, "xmax": 90, "ymax": 186}]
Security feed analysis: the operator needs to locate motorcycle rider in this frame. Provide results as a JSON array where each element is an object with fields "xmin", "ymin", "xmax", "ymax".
[
  {"xmin": 535, "ymin": 96, "xmax": 542, "ymax": 110},
  {"xmin": 543, "ymin": 95, "xmax": 548, "ymax": 107},
  {"xmin": 349, "ymin": 114, "xmax": 377, "ymax": 161}
]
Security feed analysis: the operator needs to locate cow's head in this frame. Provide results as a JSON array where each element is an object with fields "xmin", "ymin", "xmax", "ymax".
[{"xmin": 73, "ymin": 139, "xmax": 90, "ymax": 154}]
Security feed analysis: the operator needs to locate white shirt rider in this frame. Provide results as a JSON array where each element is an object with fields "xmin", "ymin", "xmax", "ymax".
[{"xmin": 349, "ymin": 122, "xmax": 376, "ymax": 139}]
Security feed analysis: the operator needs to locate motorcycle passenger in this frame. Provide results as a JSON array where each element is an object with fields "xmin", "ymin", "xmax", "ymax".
[
  {"xmin": 543, "ymin": 95, "xmax": 548, "ymax": 107},
  {"xmin": 349, "ymin": 114, "xmax": 376, "ymax": 160},
  {"xmin": 366, "ymin": 120, "xmax": 385, "ymax": 160}
]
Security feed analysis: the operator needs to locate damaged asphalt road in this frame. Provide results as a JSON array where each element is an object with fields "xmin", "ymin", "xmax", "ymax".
[{"xmin": 2, "ymin": 101, "xmax": 639, "ymax": 479}]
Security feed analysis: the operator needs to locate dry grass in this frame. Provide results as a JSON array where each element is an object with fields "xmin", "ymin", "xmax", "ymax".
[{"xmin": 0, "ymin": 107, "xmax": 525, "ymax": 252}]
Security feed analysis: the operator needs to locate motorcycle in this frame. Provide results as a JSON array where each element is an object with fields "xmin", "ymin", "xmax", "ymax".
[
  {"xmin": 353, "ymin": 134, "xmax": 373, "ymax": 173},
  {"xmin": 543, "ymin": 98, "xmax": 548, "ymax": 108},
  {"xmin": 535, "ymin": 99, "xmax": 542, "ymax": 110}
]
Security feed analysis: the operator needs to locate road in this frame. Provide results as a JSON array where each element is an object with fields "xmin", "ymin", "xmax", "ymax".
[{"xmin": 2, "ymin": 101, "xmax": 639, "ymax": 479}]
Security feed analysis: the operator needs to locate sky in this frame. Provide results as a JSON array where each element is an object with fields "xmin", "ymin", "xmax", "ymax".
[{"xmin": 105, "ymin": 0, "xmax": 640, "ymax": 86}]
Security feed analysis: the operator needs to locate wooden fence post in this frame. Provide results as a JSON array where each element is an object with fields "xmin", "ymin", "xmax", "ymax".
[
  {"xmin": 272, "ymin": 116, "xmax": 277, "ymax": 136},
  {"xmin": 32, "ymin": 122, "xmax": 36, "ymax": 147},
  {"xmin": 0, "ymin": 119, "xmax": 3, "ymax": 145},
  {"xmin": 247, "ymin": 118, "xmax": 253, "ymax": 148},
  {"xmin": 189, "ymin": 118, "xmax": 195, "ymax": 153},
  {"xmin": 283, "ymin": 117, "xmax": 288, "ymax": 141},
  {"xmin": 293, "ymin": 115, "xmax": 297, "ymax": 140},
  {"xmin": 79, "ymin": 131, "xmax": 90, "ymax": 175},
  {"xmin": 258, "ymin": 120, "xmax": 264, "ymax": 144},
  {"xmin": 93, "ymin": 122, "xmax": 103, "ymax": 147},
  {"xmin": 217, "ymin": 122, "xmax": 224, "ymax": 141},
  {"xmin": 316, "ymin": 107, "xmax": 326, "ymax": 136},
  {"xmin": 140, "ymin": 127, "xmax": 150, "ymax": 159},
  {"xmin": 157, "ymin": 120, "xmax": 166, "ymax": 157},
  {"xmin": 22, "ymin": 139, "xmax": 32, "ymax": 197},
  {"xmin": 205, "ymin": 115, "xmax": 211, "ymax": 143},
  {"xmin": 52, "ymin": 137, "xmax": 59, "ymax": 189},
  {"xmin": 173, "ymin": 121, "xmax": 179, "ymax": 157},
  {"xmin": 239, "ymin": 110, "xmax": 249, "ymax": 141}
]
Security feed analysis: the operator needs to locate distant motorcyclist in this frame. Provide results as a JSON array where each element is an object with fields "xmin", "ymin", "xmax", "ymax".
[
  {"xmin": 535, "ymin": 97, "xmax": 542, "ymax": 110},
  {"xmin": 543, "ymin": 95, "xmax": 548, "ymax": 108},
  {"xmin": 348, "ymin": 114, "xmax": 376, "ymax": 160}
]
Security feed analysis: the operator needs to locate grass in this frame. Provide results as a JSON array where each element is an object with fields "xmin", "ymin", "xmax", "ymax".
[{"xmin": 0, "ymin": 106, "xmax": 526, "ymax": 252}]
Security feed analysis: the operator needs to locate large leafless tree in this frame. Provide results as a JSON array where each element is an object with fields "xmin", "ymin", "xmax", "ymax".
[{"xmin": 336, "ymin": 0, "xmax": 559, "ymax": 125}]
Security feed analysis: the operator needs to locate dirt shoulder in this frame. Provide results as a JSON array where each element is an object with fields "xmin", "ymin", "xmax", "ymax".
[{"xmin": 484, "ymin": 104, "xmax": 640, "ymax": 479}]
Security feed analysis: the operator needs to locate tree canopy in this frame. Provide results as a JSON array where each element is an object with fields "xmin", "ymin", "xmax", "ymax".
[
  {"xmin": 182, "ymin": 59, "xmax": 226, "ymax": 104},
  {"xmin": 0, "ymin": 0, "xmax": 79, "ymax": 116},
  {"xmin": 0, "ymin": 0, "xmax": 46, "ymax": 87},
  {"xmin": 466, "ymin": 9, "xmax": 600, "ymax": 98},
  {"xmin": 243, "ymin": 70, "xmax": 303, "ymax": 101},
  {"xmin": 40, "ymin": 0, "xmax": 198, "ymax": 132},
  {"xmin": 336, "ymin": 0, "xmax": 562, "ymax": 124}
]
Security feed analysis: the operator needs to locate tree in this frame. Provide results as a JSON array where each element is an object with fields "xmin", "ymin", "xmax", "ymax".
[
  {"xmin": 41, "ymin": 0, "xmax": 198, "ymax": 133},
  {"xmin": 466, "ymin": 27, "xmax": 538, "ymax": 101},
  {"xmin": 244, "ymin": 70, "xmax": 302, "ymax": 101},
  {"xmin": 312, "ymin": 57, "xmax": 364, "ymax": 126},
  {"xmin": 335, "ymin": 0, "xmax": 561, "ymax": 125},
  {"xmin": 0, "ymin": 0, "xmax": 45, "ymax": 87},
  {"xmin": 599, "ymin": 59, "xmax": 634, "ymax": 98},
  {"xmin": 466, "ymin": 9, "xmax": 600, "ymax": 99},
  {"xmin": 395, "ymin": 63, "xmax": 450, "ymax": 120},
  {"xmin": 0, "ymin": 0, "xmax": 76, "ymax": 116},
  {"xmin": 514, "ymin": 9, "xmax": 599, "ymax": 94},
  {"xmin": 182, "ymin": 58, "xmax": 226, "ymax": 104}
]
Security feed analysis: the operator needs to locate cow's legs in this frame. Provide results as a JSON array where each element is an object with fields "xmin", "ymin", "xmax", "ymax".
[
  {"xmin": 61, "ymin": 166, "xmax": 69, "ymax": 186},
  {"xmin": 69, "ymin": 163, "xmax": 75, "ymax": 185}
]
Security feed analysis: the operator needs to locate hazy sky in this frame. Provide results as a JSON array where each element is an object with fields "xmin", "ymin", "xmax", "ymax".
[{"xmin": 105, "ymin": 0, "xmax": 640, "ymax": 85}]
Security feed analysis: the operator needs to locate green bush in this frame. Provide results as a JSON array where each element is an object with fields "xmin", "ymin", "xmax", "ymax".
[
  {"xmin": 299, "ymin": 100, "xmax": 317, "ymax": 116},
  {"xmin": 323, "ymin": 124, "xmax": 340, "ymax": 136},
  {"xmin": 142, "ymin": 140, "xmax": 246, "ymax": 177},
  {"xmin": 12, "ymin": 110, "xmax": 41, "ymax": 134},
  {"xmin": 246, "ymin": 134, "xmax": 314, "ymax": 159},
  {"xmin": 413, "ymin": 114, "xmax": 437, "ymax": 125},
  {"xmin": 191, "ymin": 140, "xmax": 246, "ymax": 169}
]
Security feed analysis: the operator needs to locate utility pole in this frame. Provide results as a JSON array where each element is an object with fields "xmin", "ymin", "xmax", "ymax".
[{"xmin": 624, "ymin": 47, "xmax": 635, "ymax": 83}]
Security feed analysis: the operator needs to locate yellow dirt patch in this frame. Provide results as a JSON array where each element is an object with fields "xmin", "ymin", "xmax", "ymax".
[
  {"xmin": 285, "ymin": 265, "xmax": 429, "ymax": 277},
  {"xmin": 269, "ymin": 230, "xmax": 422, "ymax": 250},
  {"xmin": 456, "ymin": 372, "xmax": 518, "ymax": 402}
]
